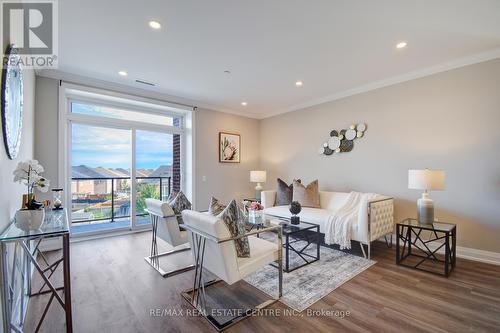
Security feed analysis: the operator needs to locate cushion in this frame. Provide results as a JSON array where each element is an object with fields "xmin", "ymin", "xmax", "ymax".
[
  {"xmin": 218, "ymin": 200, "xmax": 250, "ymax": 258},
  {"xmin": 276, "ymin": 178, "xmax": 301, "ymax": 206},
  {"xmin": 166, "ymin": 190, "xmax": 178, "ymax": 204},
  {"xmin": 293, "ymin": 179, "xmax": 320, "ymax": 208},
  {"xmin": 208, "ymin": 196, "xmax": 226, "ymax": 216},
  {"xmin": 168, "ymin": 191, "xmax": 192, "ymax": 224},
  {"xmin": 237, "ymin": 236, "xmax": 278, "ymax": 278}
]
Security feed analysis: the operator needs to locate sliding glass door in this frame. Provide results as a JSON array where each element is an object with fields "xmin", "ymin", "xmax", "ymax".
[
  {"xmin": 135, "ymin": 130, "xmax": 174, "ymax": 226},
  {"xmin": 67, "ymin": 99, "xmax": 182, "ymax": 235},
  {"xmin": 70, "ymin": 123, "xmax": 132, "ymax": 233}
]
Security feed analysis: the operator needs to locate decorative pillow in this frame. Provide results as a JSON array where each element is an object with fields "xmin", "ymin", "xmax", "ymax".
[
  {"xmin": 208, "ymin": 196, "xmax": 226, "ymax": 216},
  {"xmin": 166, "ymin": 190, "xmax": 178, "ymax": 204},
  {"xmin": 276, "ymin": 178, "xmax": 301, "ymax": 206},
  {"xmin": 168, "ymin": 191, "xmax": 192, "ymax": 224},
  {"xmin": 292, "ymin": 179, "xmax": 320, "ymax": 208},
  {"xmin": 218, "ymin": 199, "xmax": 250, "ymax": 258}
]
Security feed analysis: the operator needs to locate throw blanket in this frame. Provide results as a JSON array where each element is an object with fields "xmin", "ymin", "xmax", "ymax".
[{"xmin": 324, "ymin": 191, "xmax": 378, "ymax": 249}]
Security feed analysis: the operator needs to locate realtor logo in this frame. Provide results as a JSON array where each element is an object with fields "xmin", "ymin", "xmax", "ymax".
[{"xmin": 1, "ymin": 0, "xmax": 58, "ymax": 68}]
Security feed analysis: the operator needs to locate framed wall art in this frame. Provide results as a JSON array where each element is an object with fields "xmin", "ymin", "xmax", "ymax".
[{"xmin": 219, "ymin": 132, "xmax": 240, "ymax": 163}]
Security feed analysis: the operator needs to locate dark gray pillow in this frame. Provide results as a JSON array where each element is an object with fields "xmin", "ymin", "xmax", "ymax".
[
  {"xmin": 218, "ymin": 200, "xmax": 250, "ymax": 258},
  {"xmin": 276, "ymin": 178, "xmax": 301, "ymax": 206},
  {"xmin": 208, "ymin": 196, "xmax": 226, "ymax": 216}
]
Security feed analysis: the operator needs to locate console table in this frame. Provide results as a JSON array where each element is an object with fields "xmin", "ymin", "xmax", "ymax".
[{"xmin": 0, "ymin": 209, "xmax": 72, "ymax": 332}]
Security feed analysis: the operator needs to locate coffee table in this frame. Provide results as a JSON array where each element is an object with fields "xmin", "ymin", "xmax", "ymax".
[{"xmin": 246, "ymin": 215, "xmax": 320, "ymax": 272}]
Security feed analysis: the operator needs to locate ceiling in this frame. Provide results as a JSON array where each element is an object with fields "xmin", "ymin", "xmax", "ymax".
[{"xmin": 56, "ymin": 0, "xmax": 500, "ymax": 118}]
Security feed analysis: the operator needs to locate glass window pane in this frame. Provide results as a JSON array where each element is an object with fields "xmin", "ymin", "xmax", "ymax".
[
  {"xmin": 71, "ymin": 123, "xmax": 131, "ymax": 233},
  {"xmin": 135, "ymin": 130, "xmax": 174, "ymax": 225},
  {"xmin": 71, "ymin": 102, "xmax": 180, "ymax": 127}
]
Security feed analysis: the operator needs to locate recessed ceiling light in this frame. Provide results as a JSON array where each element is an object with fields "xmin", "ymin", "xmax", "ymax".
[
  {"xmin": 118, "ymin": 70, "xmax": 128, "ymax": 76},
  {"xmin": 295, "ymin": 81, "xmax": 303, "ymax": 87},
  {"xmin": 149, "ymin": 20, "xmax": 162, "ymax": 30},
  {"xmin": 241, "ymin": 102, "xmax": 247, "ymax": 106},
  {"xmin": 396, "ymin": 41, "xmax": 407, "ymax": 49}
]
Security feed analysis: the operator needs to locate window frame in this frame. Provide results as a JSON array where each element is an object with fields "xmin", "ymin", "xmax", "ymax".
[{"xmin": 59, "ymin": 82, "xmax": 188, "ymax": 237}]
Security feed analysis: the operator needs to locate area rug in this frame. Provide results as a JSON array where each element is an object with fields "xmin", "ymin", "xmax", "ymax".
[{"xmin": 244, "ymin": 237, "xmax": 376, "ymax": 312}]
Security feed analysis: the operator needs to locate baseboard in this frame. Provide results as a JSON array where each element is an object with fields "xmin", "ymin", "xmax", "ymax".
[{"xmin": 377, "ymin": 235, "xmax": 500, "ymax": 266}]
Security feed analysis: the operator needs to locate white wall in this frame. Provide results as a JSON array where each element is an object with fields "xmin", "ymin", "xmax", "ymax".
[
  {"xmin": 0, "ymin": 68, "xmax": 36, "ymax": 333},
  {"xmin": 0, "ymin": 69, "xmax": 36, "ymax": 231},
  {"xmin": 34, "ymin": 76, "xmax": 60, "ymax": 201},
  {"xmin": 260, "ymin": 58, "xmax": 500, "ymax": 253}
]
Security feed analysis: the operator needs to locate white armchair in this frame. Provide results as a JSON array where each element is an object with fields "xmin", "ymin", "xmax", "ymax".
[
  {"xmin": 180, "ymin": 210, "xmax": 283, "ymax": 330},
  {"xmin": 144, "ymin": 199, "xmax": 195, "ymax": 277}
]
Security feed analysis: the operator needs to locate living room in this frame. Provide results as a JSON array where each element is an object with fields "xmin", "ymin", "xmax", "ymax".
[{"xmin": 0, "ymin": 1, "xmax": 499, "ymax": 332}]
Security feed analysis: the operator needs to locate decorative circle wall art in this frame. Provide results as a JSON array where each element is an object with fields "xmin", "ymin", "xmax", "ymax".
[
  {"xmin": 345, "ymin": 128, "xmax": 356, "ymax": 140},
  {"xmin": 328, "ymin": 136, "xmax": 341, "ymax": 150},
  {"xmin": 318, "ymin": 123, "xmax": 367, "ymax": 156}
]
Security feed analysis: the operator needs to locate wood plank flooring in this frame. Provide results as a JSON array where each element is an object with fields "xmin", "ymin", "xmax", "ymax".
[{"xmin": 24, "ymin": 231, "xmax": 500, "ymax": 333}]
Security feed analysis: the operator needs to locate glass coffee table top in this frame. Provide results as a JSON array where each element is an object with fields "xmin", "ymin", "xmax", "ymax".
[
  {"xmin": 398, "ymin": 218, "xmax": 456, "ymax": 232},
  {"xmin": 244, "ymin": 213, "xmax": 319, "ymax": 234}
]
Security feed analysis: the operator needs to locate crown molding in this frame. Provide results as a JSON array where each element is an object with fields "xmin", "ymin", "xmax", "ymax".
[
  {"xmin": 261, "ymin": 47, "xmax": 500, "ymax": 119},
  {"xmin": 36, "ymin": 48, "xmax": 500, "ymax": 121}
]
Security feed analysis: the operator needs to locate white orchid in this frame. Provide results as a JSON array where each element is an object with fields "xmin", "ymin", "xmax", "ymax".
[{"xmin": 13, "ymin": 160, "xmax": 50, "ymax": 201}]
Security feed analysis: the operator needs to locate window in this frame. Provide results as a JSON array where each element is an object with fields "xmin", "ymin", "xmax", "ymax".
[
  {"xmin": 71, "ymin": 102, "xmax": 180, "ymax": 126},
  {"xmin": 63, "ymin": 90, "xmax": 187, "ymax": 235}
]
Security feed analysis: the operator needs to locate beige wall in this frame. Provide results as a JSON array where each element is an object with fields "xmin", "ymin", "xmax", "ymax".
[
  {"xmin": 34, "ymin": 76, "xmax": 60, "ymax": 201},
  {"xmin": 260, "ymin": 58, "xmax": 500, "ymax": 253},
  {"xmin": 194, "ymin": 109, "xmax": 260, "ymax": 210},
  {"xmin": 0, "ymin": 69, "xmax": 36, "ymax": 231}
]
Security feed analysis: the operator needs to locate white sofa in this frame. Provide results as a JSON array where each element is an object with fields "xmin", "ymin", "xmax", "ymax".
[{"xmin": 261, "ymin": 190, "xmax": 394, "ymax": 259}]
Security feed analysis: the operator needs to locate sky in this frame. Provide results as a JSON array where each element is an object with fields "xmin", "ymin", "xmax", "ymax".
[{"xmin": 71, "ymin": 124, "xmax": 173, "ymax": 169}]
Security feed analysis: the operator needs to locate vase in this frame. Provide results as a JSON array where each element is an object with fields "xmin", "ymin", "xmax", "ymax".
[
  {"xmin": 15, "ymin": 209, "xmax": 45, "ymax": 231},
  {"xmin": 249, "ymin": 209, "xmax": 264, "ymax": 224}
]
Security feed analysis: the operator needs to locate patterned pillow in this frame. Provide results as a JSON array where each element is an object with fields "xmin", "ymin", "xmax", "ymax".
[
  {"xmin": 218, "ymin": 200, "xmax": 250, "ymax": 258},
  {"xmin": 208, "ymin": 196, "xmax": 226, "ymax": 216},
  {"xmin": 166, "ymin": 190, "xmax": 178, "ymax": 204},
  {"xmin": 168, "ymin": 191, "xmax": 192, "ymax": 224},
  {"xmin": 276, "ymin": 178, "xmax": 301, "ymax": 206}
]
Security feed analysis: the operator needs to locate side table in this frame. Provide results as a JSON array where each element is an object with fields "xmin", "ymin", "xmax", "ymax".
[{"xmin": 396, "ymin": 218, "xmax": 456, "ymax": 277}]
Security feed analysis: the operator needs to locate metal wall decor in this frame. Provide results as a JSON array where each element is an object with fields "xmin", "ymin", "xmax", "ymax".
[{"xmin": 318, "ymin": 123, "xmax": 367, "ymax": 155}]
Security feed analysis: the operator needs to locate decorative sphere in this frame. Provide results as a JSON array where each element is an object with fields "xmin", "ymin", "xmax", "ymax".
[{"xmin": 289, "ymin": 201, "xmax": 302, "ymax": 215}]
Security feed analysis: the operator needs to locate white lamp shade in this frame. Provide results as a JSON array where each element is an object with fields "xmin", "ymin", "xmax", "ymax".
[
  {"xmin": 250, "ymin": 170, "xmax": 266, "ymax": 183},
  {"xmin": 408, "ymin": 169, "xmax": 445, "ymax": 191}
]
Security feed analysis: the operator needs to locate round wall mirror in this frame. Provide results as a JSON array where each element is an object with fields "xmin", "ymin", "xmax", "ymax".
[{"xmin": 1, "ymin": 44, "xmax": 23, "ymax": 159}]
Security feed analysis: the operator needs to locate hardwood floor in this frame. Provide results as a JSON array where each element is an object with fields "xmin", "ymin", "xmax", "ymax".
[{"xmin": 24, "ymin": 231, "xmax": 500, "ymax": 333}]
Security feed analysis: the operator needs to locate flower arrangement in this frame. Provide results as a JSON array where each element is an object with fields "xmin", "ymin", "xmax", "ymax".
[
  {"xmin": 13, "ymin": 160, "xmax": 50, "ymax": 210},
  {"xmin": 248, "ymin": 201, "xmax": 263, "ymax": 211}
]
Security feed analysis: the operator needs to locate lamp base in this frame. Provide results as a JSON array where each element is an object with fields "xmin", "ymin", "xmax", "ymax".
[
  {"xmin": 417, "ymin": 192, "xmax": 434, "ymax": 224},
  {"xmin": 255, "ymin": 183, "xmax": 263, "ymax": 201}
]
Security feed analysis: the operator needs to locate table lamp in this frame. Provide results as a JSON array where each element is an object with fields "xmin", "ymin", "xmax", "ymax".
[
  {"xmin": 250, "ymin": 171, "xmax": 266, "ymax": 201},
  {"xmin": 408, "ymin": 169, "xmax": 445, "ymax": 224}
]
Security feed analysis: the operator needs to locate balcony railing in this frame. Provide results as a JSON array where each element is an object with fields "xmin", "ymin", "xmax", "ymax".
[{"xmin": 71, "ymin": 176, "xmax": 172, "ymax": 224}]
